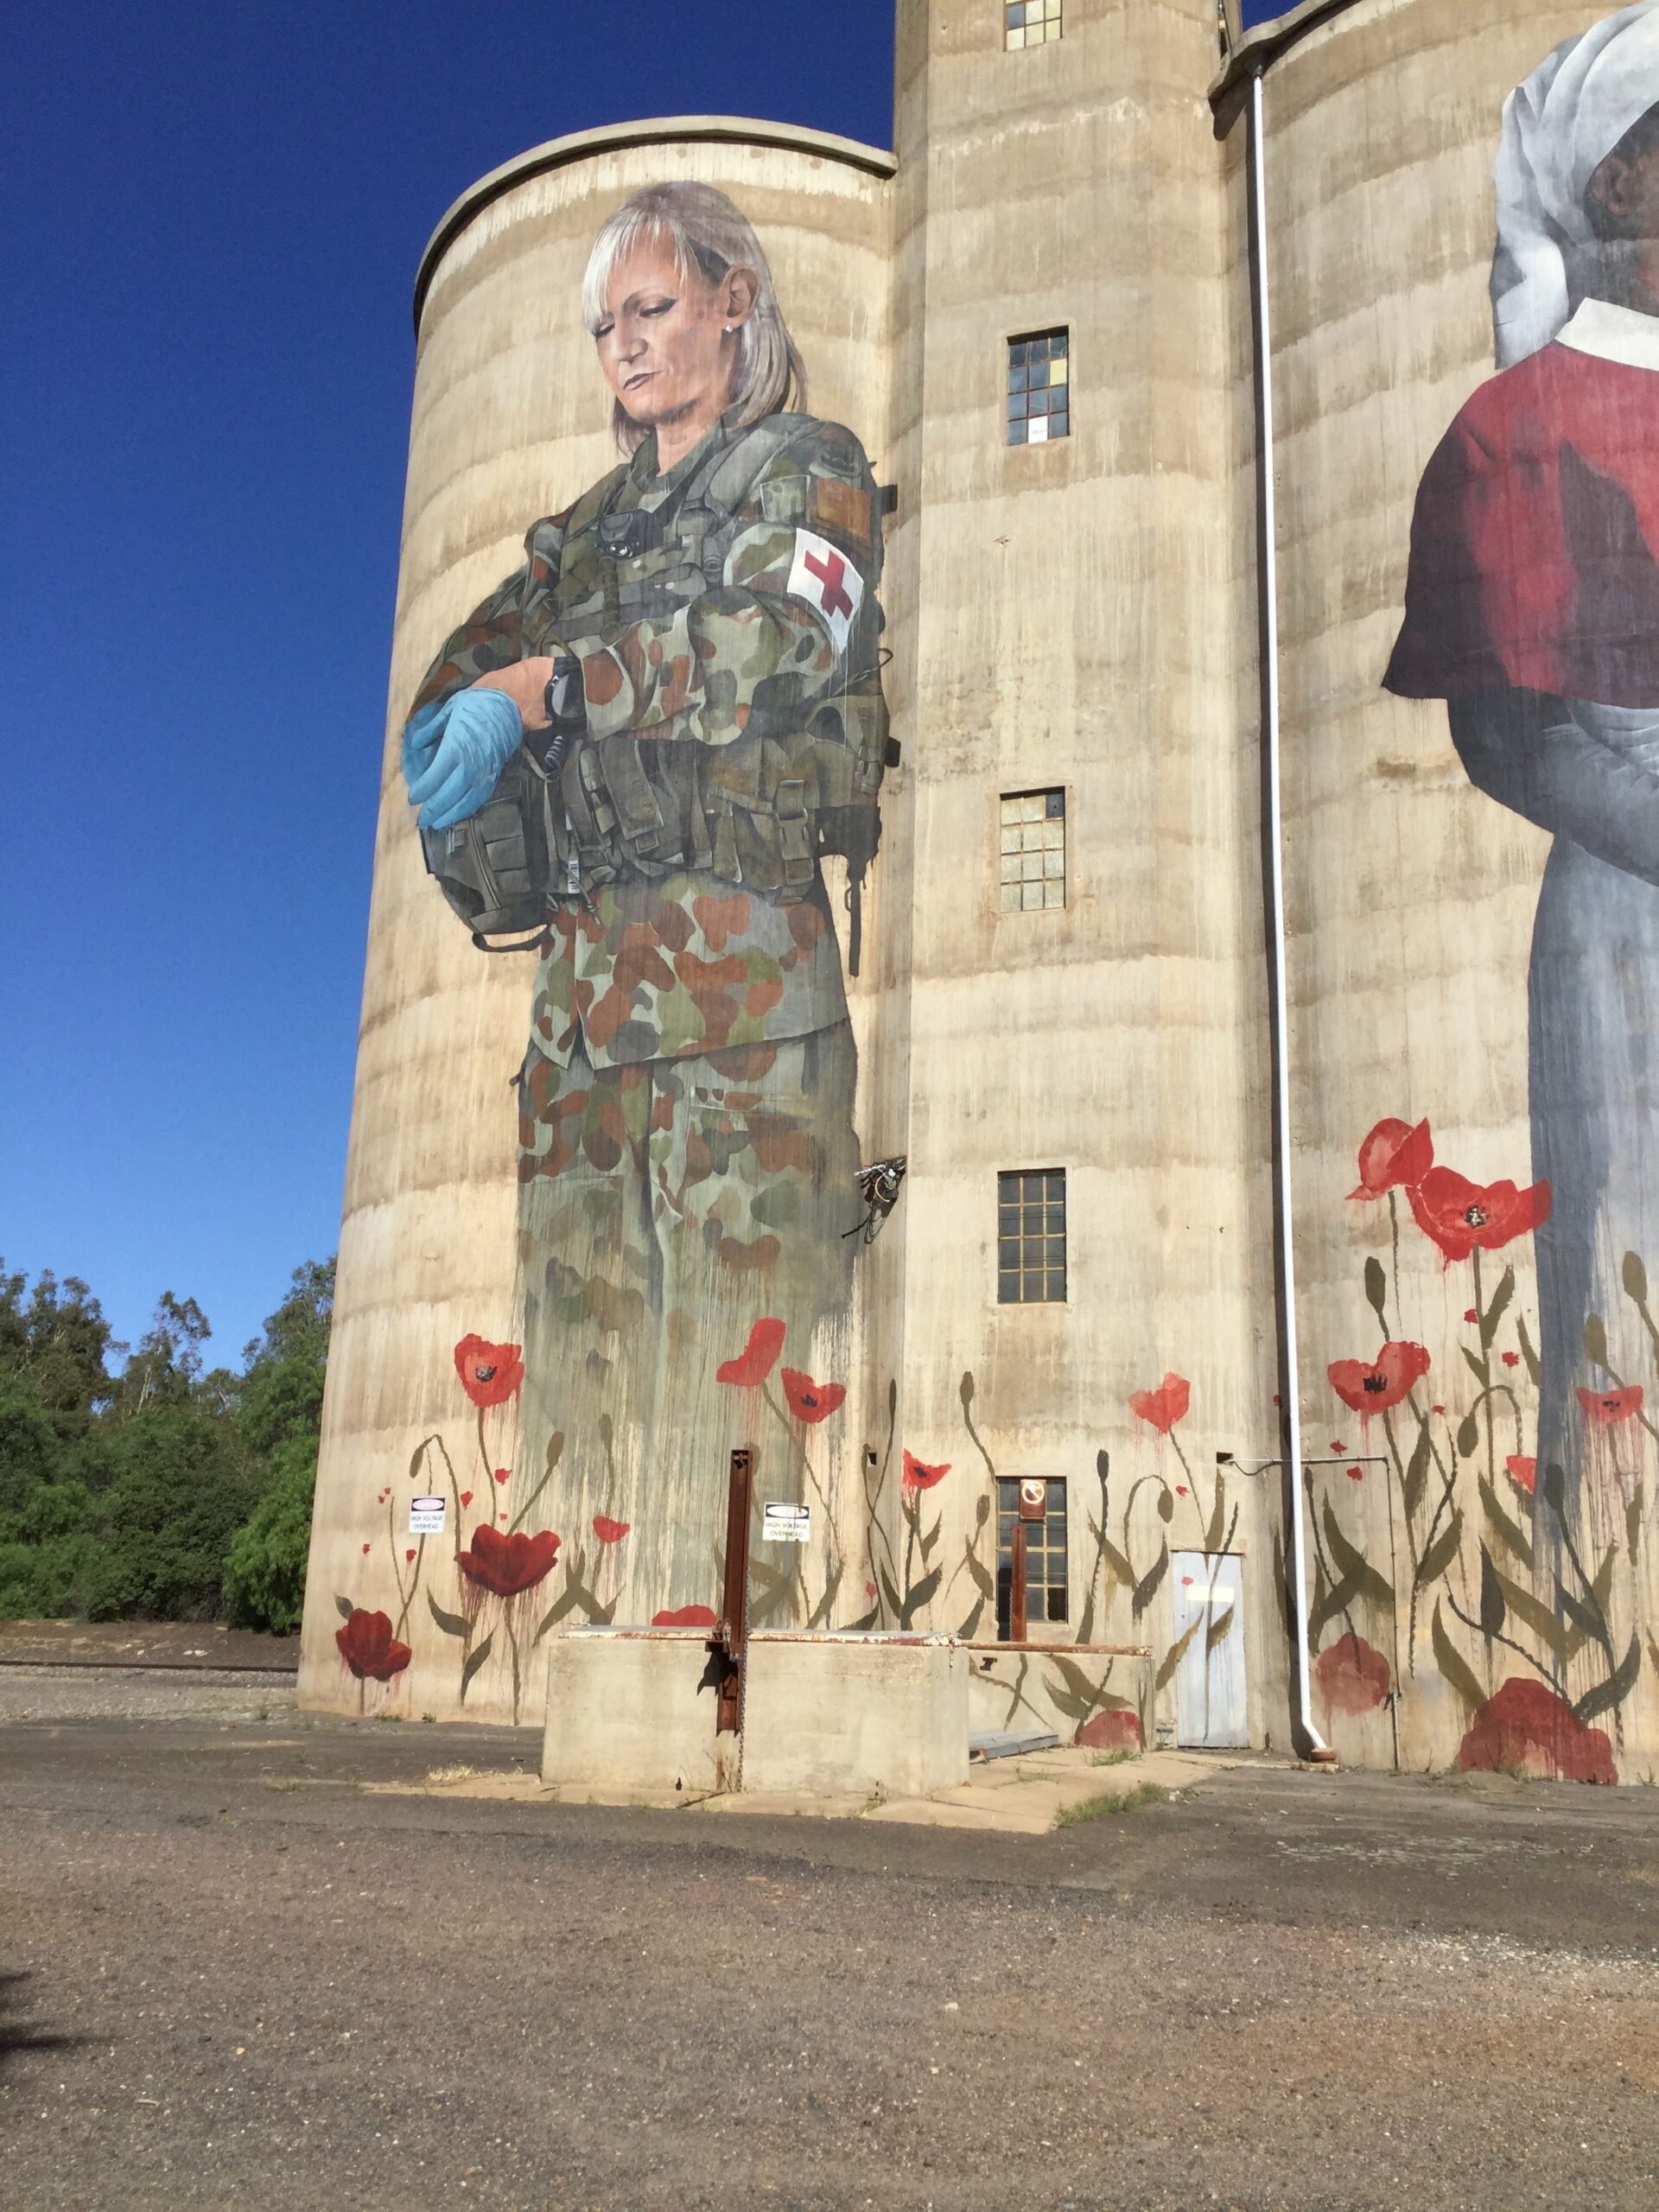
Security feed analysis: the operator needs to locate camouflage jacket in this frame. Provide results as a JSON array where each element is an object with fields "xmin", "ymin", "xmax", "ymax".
[{"xmin": 411, "ymin": 408, "xmax": 885, "ymax": 1071}]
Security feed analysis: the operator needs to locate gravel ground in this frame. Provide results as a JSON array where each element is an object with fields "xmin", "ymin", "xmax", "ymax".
[
  {"xmin": 1, "ymin": 1701, "xmax": 1656, "ymax": 2211},
  {"xmin": 0, "ymin": 1669, "xmax": 297, "ymax": 1724}
]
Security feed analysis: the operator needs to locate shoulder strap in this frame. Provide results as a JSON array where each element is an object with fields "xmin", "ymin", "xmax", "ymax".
[{"xmin": 689, "ymin": 414, "xmax": 820, "ymax": 525}]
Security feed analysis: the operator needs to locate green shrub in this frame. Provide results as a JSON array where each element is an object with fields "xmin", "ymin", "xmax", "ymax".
[
  {"xmin": 224, "ymin": 1435, "xmax": 316, "ymax": 1634},
  {"xmin": 84, "ymin": 1405, "xmax": 259, "ymax": 1621}
]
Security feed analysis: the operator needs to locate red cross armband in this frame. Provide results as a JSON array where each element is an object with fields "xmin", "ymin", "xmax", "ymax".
[{"xmin": 785, "ymin": 528, "xmax": 865, "ymax": 661}]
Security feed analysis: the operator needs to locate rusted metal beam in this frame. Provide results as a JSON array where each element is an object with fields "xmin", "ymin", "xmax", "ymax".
[{"xmin": 714, "ymin": 1447, "xmax": 753, "ymax": 1735}]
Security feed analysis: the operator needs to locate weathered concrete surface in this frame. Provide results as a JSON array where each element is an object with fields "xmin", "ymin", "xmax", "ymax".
[
  {"xmin": 2, "ymin": 1707, "xmax": 1655, "ymax": 2211},
  {"xmin": 542, "ymin": 1628, "xmax": 728, "ymax": 1796},
  {"xmin": 741, "ymin": 1632, "xmax": 967, "ymax": 1799}
]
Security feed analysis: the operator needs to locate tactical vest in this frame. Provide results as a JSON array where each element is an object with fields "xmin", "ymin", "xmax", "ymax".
[{"xmin": 425, "ymin": 414, "xmax": 893, "ymax": 963}]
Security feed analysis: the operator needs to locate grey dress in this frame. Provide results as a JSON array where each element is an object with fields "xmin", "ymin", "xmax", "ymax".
[{"xmin": 1452, "ymin": 691, "xmax": 1659, "ymax": 1503}]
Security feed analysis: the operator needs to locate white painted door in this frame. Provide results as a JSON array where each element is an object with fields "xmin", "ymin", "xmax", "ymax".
[{"xmin": 1172, "ymin": 1552, "xmax": 1248, "ymax": 1749}]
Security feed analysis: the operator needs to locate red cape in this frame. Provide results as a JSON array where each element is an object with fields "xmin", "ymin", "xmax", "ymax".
[{"xmin": 1384, "ymin": 340, "xmax": 1659, "ymax": 707}]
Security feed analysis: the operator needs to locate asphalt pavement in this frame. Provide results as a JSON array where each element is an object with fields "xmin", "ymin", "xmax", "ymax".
[{"xmin": 1, "ymin": 1685, "xmax": 1656, "ymax": 2210}]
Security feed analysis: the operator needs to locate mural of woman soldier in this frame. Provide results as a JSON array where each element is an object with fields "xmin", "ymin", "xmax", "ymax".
[
  {"xmin": 1386, "ymin": 3, "xmax": 1659, "ymax": 1503},
  {"xmin": 401, "ymin": 181, "xmax": 889, "ymax": 1619}
]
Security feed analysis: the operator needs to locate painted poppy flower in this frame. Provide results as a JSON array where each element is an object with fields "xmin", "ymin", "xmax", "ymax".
[
  {"xmin": 1501, "ymin": 1351, "xmax": 1520, "ymax": 1370},
  {"xmin": 593, "ymin": 1516, "xmax": 631, "ymax": 1545},
  {"xmin": 1128, "ymin": 1372, "xmax": 1190, "ymax": 1435},
  {"xmin": 1505, "ymin": 1455, "xmax": 1537, "ymax": 1494},
  {"xmin": 454, "ymin": 1335, "xmax": 524, "ymax": 1409},
  {"xmin": 1327, "ymin": 1340, "xmax": 1431, "ymax": 1417},
  {"xmin": 1576, "ymin": 1384, "xmax": 1644, "ymax": 1427},
  {"xmin": 1347, "ymin": 1466, "xmax": 1364, "ymax": 1482},
  {"xmin": 1075, "ymin": 1709, "xmax": 1142, "ymax": 1753},
  {"xmin": 1349, "ymin": 1116, "xmax": 1433, "ymax": 1200},
  {"xmin": 781, "ymin": 1368, "xmax": 846, "ymax": 1423},
  {"xmin": 457, "ymin": 1524, "xmax": 560, "ymax": 1599},
  {"xmin": 460, "ymin": 1489, "xmax": 474, "ymax": 1508},
  {"xmin": 902, "ymin": 1450, "xmax": 950, "ymax": 1491},
  {"xmin": 652, "ymin": 1604, "xmax": 718, "ymax": 1629},
  {"xmin": 1457, "ymin": 1678, "xmax": 1616, "ymax": 1785},
  {"xmin": 1316, "ymin": 1631, "xmax": 1391, "ymax": 1717},
  {"xmin": 716, "ymin": 1317, "xmax": 786, "ymax": 1388},
  {"xmin": 336, "ymin": 1608, "xmax": 412, "ymax": 1683},
  {"xmin": 1408, "ymin": 1167, "xmax": 1552, "ymax": 1263}
]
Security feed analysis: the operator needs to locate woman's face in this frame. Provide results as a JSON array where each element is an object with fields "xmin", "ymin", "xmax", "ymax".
[{"xmin": 593, "ymin": 235, "xmax": 756, "ymax": 436}]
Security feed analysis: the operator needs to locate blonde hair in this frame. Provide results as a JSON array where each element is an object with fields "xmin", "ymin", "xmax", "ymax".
[{"xmin": 582, "ymin": 181, "xmax": 807, "ymax": 454}]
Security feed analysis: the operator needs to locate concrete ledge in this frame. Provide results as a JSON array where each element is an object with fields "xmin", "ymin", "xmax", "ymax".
[
  {"xmin": 542, "ymin": 1627, "xmax": 731, "ymax": 1797},
  {"xmin": 741, "ymin": 1632, "xmax": 968, "ymax": 1800}
]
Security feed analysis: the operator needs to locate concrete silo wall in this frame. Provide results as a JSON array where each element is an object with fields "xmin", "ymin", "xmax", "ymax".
[
  {"xmin": 301, "ymin": 125, "xmax": 899, "ymax": 1722},
  {"xmin": 1265, "ymin": 0, "xmax": 1659, "ymax": 1777}
]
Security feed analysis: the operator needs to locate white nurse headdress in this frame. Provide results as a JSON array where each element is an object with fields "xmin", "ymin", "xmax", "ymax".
[{"xmin": 1492, "ymin": 1, "xmax": 1659, "ymax": 366}]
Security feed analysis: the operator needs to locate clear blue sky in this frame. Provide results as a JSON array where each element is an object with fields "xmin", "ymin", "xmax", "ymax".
[{"xmin": 1, "ymin": 0, "xmax": 895, "ymax": 1367}]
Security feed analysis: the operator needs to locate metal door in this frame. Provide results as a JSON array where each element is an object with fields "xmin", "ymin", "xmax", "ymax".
[{"xmin": 1171, "ymin": 1552, "xmax": 1248, "ymax": 1748}]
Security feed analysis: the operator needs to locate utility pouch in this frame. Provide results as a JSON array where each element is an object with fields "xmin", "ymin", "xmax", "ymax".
[{"xmin": 420, "ymin": 748, "xmax": 555, "ymax": 950}]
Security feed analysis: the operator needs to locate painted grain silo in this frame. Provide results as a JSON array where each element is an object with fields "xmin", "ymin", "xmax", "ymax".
[{"xmin": 302, "ymin": 0, "xmax": 1659, "ymax": 1791}]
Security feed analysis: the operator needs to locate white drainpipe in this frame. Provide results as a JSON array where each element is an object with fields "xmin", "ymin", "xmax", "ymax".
[{"xmin": 1249, "ymin": 65, "xmax": 1334, "ymax": 1764}]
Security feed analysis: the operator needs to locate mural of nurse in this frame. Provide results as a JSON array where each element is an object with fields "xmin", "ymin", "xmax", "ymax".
[
  {"xmin": 401, "ymin": 181, "xmax": 889, "ymax": 1620},
  {"xmin": 1385, "ymin": 4, "xmax": 1659, "ymax": 1505}
]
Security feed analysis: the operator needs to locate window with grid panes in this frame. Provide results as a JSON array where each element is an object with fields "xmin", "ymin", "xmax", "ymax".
[
  {"xmin": 997, "ymin": 1168, "xmax": 1066, "ymax": 1305},
  {"xmin": 1000, "ymin": 788, "xmax": 1065, "ymax": 911},
  {"xmin": 995, "ymin": 1478, "xmax": 1070, "ymax": 1634},
  {"xmin": 1005, "ymin": 0, "xmax": 1061, "ymax": 51},
  {"xmin": 1007, "ymin": 330, "xmax": 1069, "ymax": 445}
]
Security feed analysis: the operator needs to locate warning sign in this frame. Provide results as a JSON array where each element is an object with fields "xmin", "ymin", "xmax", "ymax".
[
  {"xmin": 410, "ymin": 1496, "xmax": 447, "ymax": 1535},
  {"xmin": 761, "ymin": 1502, "xmax": 811, "ymax": 1544}
]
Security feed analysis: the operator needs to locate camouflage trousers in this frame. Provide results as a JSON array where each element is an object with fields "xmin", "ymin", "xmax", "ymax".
[{"xmin": 515, "ymin": 1020, "xmax": 860, "ymax": 1621}]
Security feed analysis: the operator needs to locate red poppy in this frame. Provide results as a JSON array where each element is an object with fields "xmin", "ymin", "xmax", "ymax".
[
  {"xmin": 864, "ymin": 1580, "xmax": 878, "ymax": 1598},
  {"xmin": 494, "ymin": 1468, "xmax": 511, "ymax": 1484},
  {"xmin": 902, "ymin": 1449, "xmax": 950, "ymax": 1492},
  {"xmin": 1316, "ymin": 1631, "xmax": 1391, "ymax": 1717},
  {"xmin": 454, "ymin": 1335, "xmax": 524, "ymax": 1409},
  {"xmin": 361, "ymin": 1542, "xmax": 370, "ymax": 1555},
  {"xmin": 715, "ymin": 1317, "xmax": 786, "ymax": 1388},
  {"xmin": 1464, "ymin": 1309, "xmax": 1479, "ymax": 1325},
  {"xmin": 1408, "ymin": 1167, "xmax": 1552, "ymax": 1263},
  {"xmin": 1501, "ymin": 1351, "xmax": 1520, "ymax": 1370},
  {"xmin": 593, "ymin": 1515, "xmax": 631, "ymax": 1545},
  {"xmin": 336, "ymin": 1608, "xmax": 412, "ymax": 1683},
  {"xmin": 652, "ymin": 1604, "xmax": 719, "ymax": 1629},
  {"xmin": 781, "ymin": 1368, "xmax": 846, "ymax": 1423},
  {"xmin": 457, "ymin": 1524, "xmax": 560, "ymax": 1599},
  {"xmin": 1075, "ymin": 1709, "xmax": 1142, "ymax": 1753},
  {"xmin": 1457, "ymin": 1678, "xmax": 1616, "ymax": 1785},
  {"xmin": 1576, "ymin": 1384, "xmax": 1644, "ymax": 1427},
  {"xmin": 1331, "ymin": 1441, "xmax": 1345, "ymax": 1453},
  {"xmin": 1175, "ymin": 1484, "xmax": 1188, "ymax": 1497},
  {"xmin": 1506, "ymin": 1455, "xmax": 1537, "ymax": 1493},
  {"xmin": 404, "ymin": 1548, "xmax": 416, "ymax": 1564},
  {"xmin": 1128, "ymin": 1372, "xmax": 1190, "ymax": 1435},
  {"xmin": 1347, "ymin": 1466, "xmax": 1364, "ymax": 1482},
  {"xmin": 1327, "ymin": 1340, "xmax": 1431, "ymax": 1417},
  {"xmin": 1350, "ymin": 1116, "xmax": 1433, "ymax": 1200},
  {"xmin": 460, "ymin": 1490, "xmax": 474, "ymax": 1508}
]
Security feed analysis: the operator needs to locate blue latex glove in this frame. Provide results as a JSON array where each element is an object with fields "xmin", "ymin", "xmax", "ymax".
[{"xmin": 402, "ymin": 688, "xmax": 524, "ymax": 832}]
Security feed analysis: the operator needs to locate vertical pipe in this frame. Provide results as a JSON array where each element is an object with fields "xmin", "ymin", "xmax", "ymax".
[{"xmin": 1249, "ymin": 67, "xmax": 1333, "ymax": 1764}]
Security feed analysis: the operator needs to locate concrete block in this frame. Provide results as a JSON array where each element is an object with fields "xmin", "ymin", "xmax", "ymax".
[
  {"xmin": 741, "ymin": 1632, "xmax": 968, "ymax": 1798},
  {"xmin": 542, "ymin": 1628, "xmax": 730, "ymax": 1796}
]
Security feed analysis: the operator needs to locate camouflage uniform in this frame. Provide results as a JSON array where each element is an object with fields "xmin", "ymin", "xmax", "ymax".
[{"xmin": 412, "ymin": 408, "xmax": 886, "ymax": 1618}]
